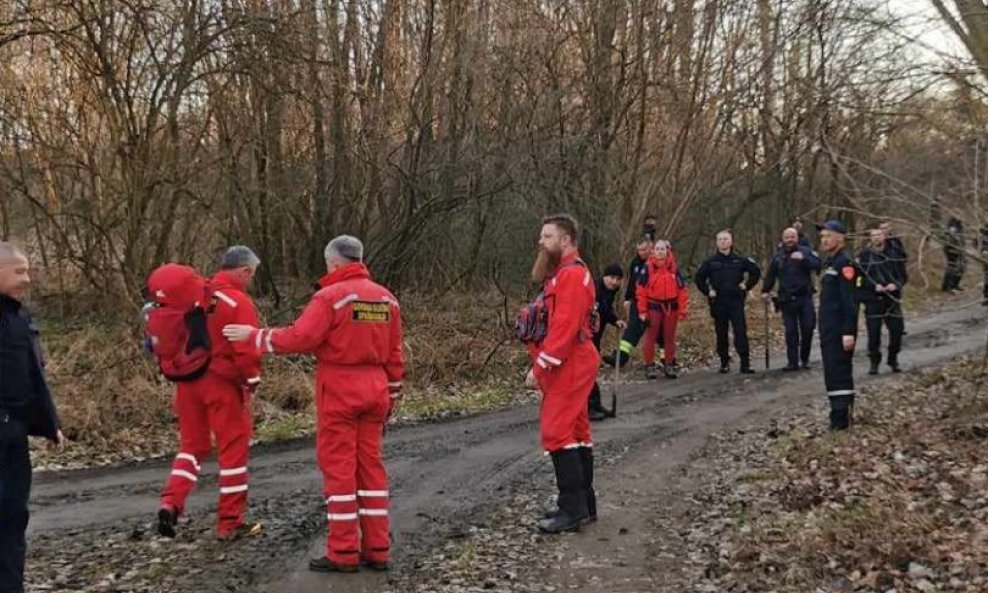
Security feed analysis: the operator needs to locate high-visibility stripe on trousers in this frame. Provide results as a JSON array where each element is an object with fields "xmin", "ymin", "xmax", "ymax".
[
  {"xmin": 160, "ymin": 373, "xmax": 253, "ymax": 533},
  {"xmin": 317, "ymin": 368, "xmax": 391, "ymax": 566}
]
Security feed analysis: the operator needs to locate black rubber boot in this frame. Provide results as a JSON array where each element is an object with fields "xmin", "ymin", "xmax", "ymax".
[
  {"xmin": 538, "ymin": 450, "xmax": 589, "ymax": 534},
  {"xmin": 828, "ymin": 395, "xmax": 854, "ymax": 431},
  {"xmin": 578, "ymin": 446, "xmax": 597, "ymax": 522},
  {"xmin": 157, "ymin": 507, "xmax": 178, "ymax": 538}
]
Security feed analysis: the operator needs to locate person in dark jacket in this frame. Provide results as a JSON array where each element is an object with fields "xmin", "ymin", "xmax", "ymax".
[
  {"xmin": 695, "ymin": 230, "xmax": 762, "ymax": 374},
  {"xmin": 587, "ymin": 264, "xmax": 626, "ymax": 420},
  {"xmin": 942, "ymin": 218, "xmax": 966, "ymax": 292},
  {"xmin": 816, "ymin": 221, "xmax": 859, "ymax": 430},
  {"xmin": 0, "ymin": 242, "xmax": 64, "ymax": 593},
  {"xmin": 643, "ymin": 215, "xmax": 658, "ymax": 242},
  {"xmin": 603, "ymin": 237, "xmax": 653, "ymax": 368},
  {"xmin": 791, "ymin": 216, "xmax": 813, "ymax": 249},
  {"xmin": 857, "ymin": 227, "xmax": 907, "ymax": 374},
  {"xmin": 761, "ymin": 227, "xmax": 821, "ymax": 371}
]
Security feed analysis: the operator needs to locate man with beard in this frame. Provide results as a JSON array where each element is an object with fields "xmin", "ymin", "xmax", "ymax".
[
  {"xmin": 524, "ymin": 214, "xmax": 599, "ymax": 533},
  {"xmin": 762, "ymin": 228, "xmax": 821, "ymax": 371},
  {"xmin": 695, "ymin": 230, "xmax": 762, "ymax": 374},
  {"xmin": 857, "ymin": 227, "xmax": 906, "ymax": 374},
  {"xmin": 816, "ymin": 220, "xmax": 859, "ymax": 430}
]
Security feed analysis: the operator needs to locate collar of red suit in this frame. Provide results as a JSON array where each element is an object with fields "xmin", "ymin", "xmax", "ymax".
[{"xmin": 315, "ymin": 262, "xmax": 371, "ymax": 289}]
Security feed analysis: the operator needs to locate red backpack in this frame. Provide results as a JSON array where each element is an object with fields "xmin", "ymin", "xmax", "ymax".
[{"xmin": 144, "ymin": 263, "xmax": 212, "ymax": 382}]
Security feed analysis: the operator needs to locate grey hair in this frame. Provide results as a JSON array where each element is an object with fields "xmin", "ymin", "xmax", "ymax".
[
  {"xmin": 0, "ymin": 242, "xmax": 25, "ymax": 263},
  {"xmin": 220, "ymin": 245, "xmax": 261, "ymax": 270},
  {"xmin": 324, "ymin": 235, "xmax": 364, "ymax": 263}
]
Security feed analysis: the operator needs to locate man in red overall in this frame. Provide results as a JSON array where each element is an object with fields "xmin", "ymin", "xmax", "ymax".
[
  {"xmin": 526, "ymin": 214, "xmax": 600, "ymax": 533},
  {"xmin": 158, "ymin": 246, "xmax": 262, "ymax": 540},
  {"xmin": 223, "ymin": 235, "xmax": 404, "ymax": 573}
]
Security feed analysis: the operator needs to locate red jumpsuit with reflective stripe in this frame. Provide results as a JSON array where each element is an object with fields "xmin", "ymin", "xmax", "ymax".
[
  {"xmin": 251, "ymin": 263, "xmax": 404, "ymax": 566},
  {"xmin": 529, "ymin": 252, "xmax": 599, "ymax": 452},
  {"xmin": 160, "ymin": 271, "xmax": 260, "ymax": 534}
]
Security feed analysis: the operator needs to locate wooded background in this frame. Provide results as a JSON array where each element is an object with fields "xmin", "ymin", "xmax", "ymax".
[{"xmin": 2, "ymin": 0, "xmax": 987, "ymax": 307}]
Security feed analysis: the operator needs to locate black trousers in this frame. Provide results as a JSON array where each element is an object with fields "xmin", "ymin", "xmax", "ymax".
[
  {"xmin": 781, "ymin": 295, "xmax": 816, "ymax": 367},
  {"xmin": 942, "ymin": 251, "xmax": 965, "ymax": 291},
  {"xmin": 863, "ymin": 298, "xmax": 904, "ymax": 363},
  {"xmin": 0, "ymin": 415, "xmax": 31, "ymax": 593},
  {"xmin": 711, "ymin": 300, "xmax": 750, "ymax": 363},
  {"xmin": 820, "ymin": 336, "xmax": 855, "ymax": 429}
]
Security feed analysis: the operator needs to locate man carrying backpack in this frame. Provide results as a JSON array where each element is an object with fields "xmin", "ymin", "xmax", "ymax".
[
  {"xmin": 153, "ymin": 246, "xmax": 262, "ymax": 540},
  {"xmin": 223, "ymin": 236, "xmax": 404, "ymax": 574}
]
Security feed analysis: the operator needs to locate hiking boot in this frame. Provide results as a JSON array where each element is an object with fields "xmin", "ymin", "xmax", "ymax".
[
  {"xmin": 869, "ymin": 354, "xmax": 880, "ymax": 375},
  {"xmin": 782, "ymin": 364, "xmax": 800, "ymax": 372},
  {"xmin": 645, "ymin": 364, "xmax": 659, "ymax": 380},
  {"xmin": 309, "ymin": 557, "xmax": 359, "ymax": 573},
  {"xmin": 217, "ymin": 521, "xmax": 263, "ymax": 541},
  {"xmin": 739, "ymin": 363, "xmax": 755, "ymax": 375},
  {"xmin": 663, "ymin": 363, "xmax": 679, "ymax": 379},
  {"xmin": 589, "ymin": 408, "xmax": 608, "ymax": 422},
  {"xmin": 718, "ymin": 360, "xmax": 729, "ymax": 374},
  {"xmin": 888, "ymin": 357, "xmax": 902, "ymax": 373},
  {"xmin": 361, "ymin": 559, "xmax": 389, "ymax": 572},
  {"xmin": 157, "ymin": 507, "xmax": 178, "ymax": 539}
]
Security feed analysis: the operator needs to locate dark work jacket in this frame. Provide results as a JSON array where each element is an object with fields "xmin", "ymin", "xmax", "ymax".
[
  {"xmin": 624, "ymin": 255, "xmax": 648, "ymax": 302},
  {"xmin": 819, "ymin": 250, "xmax": 859, "ymax": 341},
  {"xmin": 857, "ymin": 246, "xmax": 906, "ymax": 303},
  {"xmin": 694, "ymin": 250, "xmax": 762, "ymax": 303},
  {"xmin": 762, "ymin": 245, "xmax": 821, "ymax": 300},
  {"xmin": 593, "ymin": 277, "xmax": 620, "ymax": 344},
  {"xmin": 0, "ymin": 294, "xmax": 60, "ymax": 440}
]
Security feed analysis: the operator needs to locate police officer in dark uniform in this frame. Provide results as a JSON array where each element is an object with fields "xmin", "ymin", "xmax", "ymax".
[
  {"xmin": 0, "ymin": 242, "xmax": 64, "ymax": 593},
  {"xmin": 761, "ymin": 227, "xmax": 821, "ymax": 371},
  {"xmin": 816, "ymin": 221, "xmax": 859, "ymax": 430},
  {"xmin": 695, "ymin": 230, "xmax": 762, "ymax": 374},
  {"xmin": 857, "ymin": 227, "xmax": 906, "ymax": 374}
]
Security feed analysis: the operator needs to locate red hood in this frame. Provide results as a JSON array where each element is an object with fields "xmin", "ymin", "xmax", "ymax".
[{"xmin": 147, "ymin": 264, "xmax": 206, "ymax": 308}]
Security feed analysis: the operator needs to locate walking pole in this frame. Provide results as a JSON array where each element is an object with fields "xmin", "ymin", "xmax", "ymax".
[
  {"xmin": 607, "ymin": 325, "xmax": 625, "ymax": 418},
  {"xmin": 764, "ymin": 297, "xmax": 771, "ymax": 370}
]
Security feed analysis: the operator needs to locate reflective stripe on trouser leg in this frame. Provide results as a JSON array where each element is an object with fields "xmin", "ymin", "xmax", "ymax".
[
  {"xmin": 161, "ymin": 382, "xmax": 210, "ymax": 515},
  {"xmin": 208, "ymin": 374, "xmax": 253, "ymax": 532},
  {"xmin": 357, "ymin": 415, "xmax": 390, "ymax": 563},
  {"xmin": 319, "ymin": 401, "xmax": 360, "ymax": 565}
]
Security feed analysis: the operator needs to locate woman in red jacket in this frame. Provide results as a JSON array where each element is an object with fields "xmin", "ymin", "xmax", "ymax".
[{"xmin": 636, "ymin": 240, "xmax": 689, "ymax": 379}]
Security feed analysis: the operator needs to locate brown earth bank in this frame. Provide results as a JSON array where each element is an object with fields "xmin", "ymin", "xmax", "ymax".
[{"xmin": 20, "ymin": 293, "xmax": 986, "ymax": 593}]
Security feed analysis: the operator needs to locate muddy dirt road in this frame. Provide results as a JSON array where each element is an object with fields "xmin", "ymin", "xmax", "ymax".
[{"xmin": 26, "ymin": 303, "xmax": 986, "ymax": 593}]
